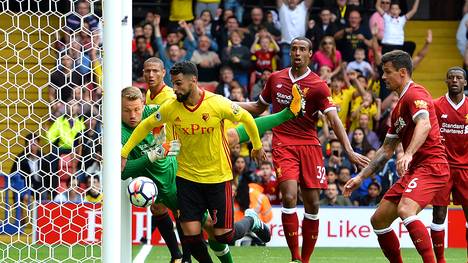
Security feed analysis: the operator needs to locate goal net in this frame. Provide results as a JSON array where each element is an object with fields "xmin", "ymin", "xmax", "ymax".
[{"xmin": 0, "ymin": 0, "xmax": 105, "ymax": 261}]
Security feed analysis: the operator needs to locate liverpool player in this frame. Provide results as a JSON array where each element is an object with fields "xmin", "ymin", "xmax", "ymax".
[
  {"xmin": 344, "ymin": 50, "xmax": 449, "ymax": 263},
  {"xmin": 238, "ymin": 37, "xmax": 369, "ymax": 263},
  {"xmin": 431, "ymin": 67, "xmax": 468, "ymax": 263}
]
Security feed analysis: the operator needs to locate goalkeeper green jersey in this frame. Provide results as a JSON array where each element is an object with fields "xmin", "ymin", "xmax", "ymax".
[{"xmin": 121, "ymin": 105, "xmax": 178, "ymax": 211}]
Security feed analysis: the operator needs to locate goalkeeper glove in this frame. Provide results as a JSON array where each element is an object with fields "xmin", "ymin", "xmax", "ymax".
[{"xmin": 147, "ymin": 140, "xmax": 181, "ymax": 162}]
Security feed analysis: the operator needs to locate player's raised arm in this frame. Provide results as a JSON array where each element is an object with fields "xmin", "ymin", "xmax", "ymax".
[{"xmin": 343, "ymin": 135, "xmax": 400, "ymax": 197}]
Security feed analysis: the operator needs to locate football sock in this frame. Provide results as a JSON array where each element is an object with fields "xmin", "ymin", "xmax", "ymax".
[
  {"xmin": 465, "ymin": 223, "xmax": 468, "ymax": 258},
  {"xmin": 208, "ymin": 239, "xmax": 234, "ymax": 263},
  {"xmin": 182, "ymin": 234, "xmax": 213, "ymax": 263},
  {"xmin": 301, "ymin": 213, "xmax": 319, "ymax": 263},
  {"xmin": 430, "ymin": 223, "xmax": 446, "ymax": 263},
  {"xmin": 236, "ymin": 108, "xmax": 294, "ymax": 144},
  {"xmin": 281, "ymin": 207, "xmax": 301, "ymax": 261},
  {"xmin": 176, "ymin": 221, "xmax": 192, "ymax": 262},
  {"xmin": 152, "ymin": 214, "xmax": 182, "ymax": 260},
  {"xmin": 404, "ymin": 216, "xmax": 435, "ymax": 263},
  {"xmin": 374, "ymin": 227, "xmax": 403, "ymax": 263}
]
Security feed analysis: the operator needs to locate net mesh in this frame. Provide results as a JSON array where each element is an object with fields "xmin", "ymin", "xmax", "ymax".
[{"xmin": 0, "ymin": 1, "xmax": 103, "ymax": 261}]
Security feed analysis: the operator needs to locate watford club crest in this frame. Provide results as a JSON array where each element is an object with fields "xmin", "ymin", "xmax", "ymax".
[
  {"xmin": 414, "ymin": 100, "xmax": 428, "ymax": 109},
  {"xmin": 202, "ymin": 113, "xmax": 210, "ymax": 121}
]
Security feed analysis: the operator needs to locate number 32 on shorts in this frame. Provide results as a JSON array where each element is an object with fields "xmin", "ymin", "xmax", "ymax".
[
  {"xmin": 404, "ymin": 178, "xmax": 419, "ymax": 193},
  {"xmin": 316, "ymin": 166, "xmax": 326, "ymax": 184}
]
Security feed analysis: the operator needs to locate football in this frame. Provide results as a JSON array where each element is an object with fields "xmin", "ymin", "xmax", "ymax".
[{"xmin": 127, "ymin": 177, "xmax": 158, "ymax": 208}]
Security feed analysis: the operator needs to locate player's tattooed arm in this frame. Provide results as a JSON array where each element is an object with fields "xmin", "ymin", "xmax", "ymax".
[{"xmin": 359, "ymin": 135, "xmax": 400, "ymax": 179}]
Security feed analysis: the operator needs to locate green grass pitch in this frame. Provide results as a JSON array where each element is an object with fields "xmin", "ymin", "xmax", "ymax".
[{"xmin": 0, "ymin": 244, "xmax": 464, "ymax": 262}]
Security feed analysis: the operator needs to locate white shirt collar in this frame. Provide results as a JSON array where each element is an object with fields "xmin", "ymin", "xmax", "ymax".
[
  {"xmin": 399, "ymin": 80, "xmax": 413, "ymax": 98},
  {"xmin": 288, "ymin": 67, "xmax": 311, "ymax": 83},
  {"xmin": 445, "ymin": 93, "xmax": 466, "ymax": 111}
]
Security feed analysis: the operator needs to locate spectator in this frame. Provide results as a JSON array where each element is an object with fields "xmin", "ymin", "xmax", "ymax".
[
  {"xmin": 348, "ymin": 114, "xmax": 381, "ymax": 149},
  {"xmin": 142, "ymin": 23, "xmax": 156, "ymax": 56},
  {"xmin": 320, "ymin": 182, "xmax": 352, "ymax": 206},
  {"xmin": 326, "ymin": 168, "xmax": 338, "ymax": 184},
  {"xmin": 334, "ymin": 10, "xmax": 372, "ymax": 62},
  {"xmin": 132, "ymin": 36, "xmax": 152, "ymax": 82},
  {"xmin": 375, "ymin": 0, "xmax": 420, "ymax": 55},
  {"xmin": 250, "ymin": 32, "xmax": 280, "ymax": 75},
  {"xmin": 221, "ymin": 29, "xmax": 251, "ymax": 88},
  {"xmin": 198, "ymin": 9, "xmax": 216, "ymax": 39},
  {"xmin": 318, "ymin": 65, "xmax": 332, "ymax": 84},
  {"xmin": 457, "ymin": 7, "xmax": 468, "ymax": 57},
  {"xmin": 277, "ymin": 0, "xmax": 313, "ymax": 68},
  {"xmin": 349, "ymin": 90, "xmax": 380, "ymax": 131},
  {"xmin": 232, "ymin": 156, "xmax": 252, "ymax": 186},
  {"xmin": 369, "ymin": 0, "xmax": 390, "ymax": 41},
  {"xmin": 53, "ymin": 176, "xmax": 83, "ymax": 203},
  {"xmin": 306, "ymin": 8, "xmax": 339, "ymax": 52},
  {"xmin": 336, "ymin": 166, "xmax": 351, "ymax": 194},
  {"xmin": 256, "ymin": 161, "xmax": 280, "ymax": 205},
  {"xmin": 169, "ymin": 0, "xmax": 194, "ymax": 27},
  {"xmin": 358, "ymin": 181, "xmax": 382, "ymax": 206},
  {"xmin": 246, "ymin": 7, "xmax": 265, "ymax": 41},
  {"xmin": 251, "ymin": 69, "xmax": 272, "ymax": 101},
  {"xmin": 229, "ymin": 81, "xmax": 247, "ymax": 102},
  {"xmin": 224, "ymin": 0, "xmax": 244, "ymax": 24},
  {"xmin": 329, "ymin": 72, "xmax": 365, "ymax": 128},
  {"xmin": 216, "ymin": 16, "xmax": 251, "ymax": 51},
  {"xmin": 346, "ymin": 48, "xmax": 373, "ymax": 78},
  {"xmin": 265, "ymin": 10, "xmax": 282, "ymax": 38},
  {"xmin": 312, "ymin": 36, "xmax": 342, "ymax": 77},
  {"xmin": 330, "ymin": 0, "xmax": 354, "ymax": 26},
  {"xmin": 49, "ymin": 54, "xmax": 82, "ymax": 106},
  {"xmin": 350, "ymin": 127, "xmax": 373, "ymax": 155},
  {"xmin": 131, "ymin": 24, "xmax": 145, "ymax": 52},
  {"xmin": 84, "ymin": 175, "xmax": 102, "ymax": 203},
  {"xmin": 196, "ymin": 1, "xmax": 220, "ymax": 19},
  {"xmin": 192, "ymin": 19, "xmax": 218, "ymax": 51},
  {"xmin": 65, "ymin": 0, "xmax": 100, "ymax": 44},
  {"xmin": 215, "ymin": 66, "xmax": 235, "ymax": 97},
  {"xmin": 324, "ymin": 139, "xmax": 352, "ymax": 170},
  {"xmin": 154, "ymin": 16, "xmax": 196, "ymax": 84},
  {"xmin": 69, "ymin": 40, "xmax": 93, "ymax": 77},
  {"xmin": 10, "ymin": 133, "xmax": 43, "ymax": 200},
  {"xmin": 190, "ymin": 35, "xmax": 221, "ymax": 82}
]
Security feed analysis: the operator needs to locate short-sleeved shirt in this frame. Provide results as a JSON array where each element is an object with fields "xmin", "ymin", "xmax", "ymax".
[
  {"xmin": 278, "ymin": 1, "xmax": 308, "ymax": 43},
  {"xmin": 253, "ymin": 50, "xmax": 276, "ymax": 72},
  {"xmin": 169, "ymin": 0, "xmax": 194, "ymax": 22},
  {"xmin": 387, "ymin": 82, "xmax": 447, "ymax": 169},
  {"xmin": 260, "ymin": 67, "xmax": 336, "ymax": 147},
  {"xmin": 382, "ymin": 13, "xmax": 406, "ymax": 45},
  {"xmin": 332, "ymin": 86, "xmax": 355, "ymax": 126},
  {"xmin": 312, "ymin": 50, "xmax": 342, "ymax": 71},
  {"xmin": 433, "ymin": 94, "xmax": 468, "ymax": 169}
]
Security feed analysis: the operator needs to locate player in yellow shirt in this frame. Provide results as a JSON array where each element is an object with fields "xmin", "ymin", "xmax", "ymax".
[{"xmin": 123, "ymin": 61, "xmax": 297, "ymax": 262}]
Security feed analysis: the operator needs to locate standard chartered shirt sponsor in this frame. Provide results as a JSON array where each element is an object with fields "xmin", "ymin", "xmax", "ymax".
[{"xmin": 440, "ymin": 122, "xmax": 468, "ymax": 134}]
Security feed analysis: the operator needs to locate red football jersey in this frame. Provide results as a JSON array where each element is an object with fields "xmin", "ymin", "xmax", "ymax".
[
  {"xmin": 433, "ymin": 94, "xmax": 468, "ymax": 168},
  {"xmin": 254, "ymin": 50, "xmax": 275, "ymax": 72},
  {"xmin": 387, "ymin": 82, "xmax": 447, "ymax": 169},
  {"xmin": 260, "ymin": 68, "xmax": 336, "ymax": 147}
]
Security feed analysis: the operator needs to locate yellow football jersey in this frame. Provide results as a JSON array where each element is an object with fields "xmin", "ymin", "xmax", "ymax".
[{"xmin": 122, "ymin": 90, "xmax": 262, "ymax": 184}]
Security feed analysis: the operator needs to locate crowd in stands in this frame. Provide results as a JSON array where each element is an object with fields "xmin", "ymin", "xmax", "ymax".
[{"xmin": 7, "ymin": 0, "xmax": 468, "ymax": 223}]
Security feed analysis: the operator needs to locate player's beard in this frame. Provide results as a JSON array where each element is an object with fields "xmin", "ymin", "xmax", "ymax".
[{"xmin": 176, "ymin": 89, "xmax": 191, "ymax": 102}]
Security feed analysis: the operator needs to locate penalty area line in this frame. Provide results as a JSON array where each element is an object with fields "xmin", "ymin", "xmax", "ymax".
[{"xmin": 133, "ymin": 244, "xmax": 152, "ymax": 263}]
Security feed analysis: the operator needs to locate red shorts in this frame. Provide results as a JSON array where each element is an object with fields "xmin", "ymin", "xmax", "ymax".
[
  {"xmin": 384, "ymin": 163, "xmax": 449, "ymax": 208},
  {"xmin": 432, "ymin": 167, "xmax": 468, "ymax": 206},
  {"xmin": 272, "ymin": 145, "xmax": 326, "ymax": 189}
]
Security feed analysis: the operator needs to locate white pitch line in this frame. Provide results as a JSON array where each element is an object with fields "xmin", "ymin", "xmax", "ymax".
[{"xmin": 133, "ymin": 244, "xmax": 152, "ymax": 263}]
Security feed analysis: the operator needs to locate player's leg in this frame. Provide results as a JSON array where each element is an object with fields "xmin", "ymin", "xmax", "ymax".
[
  {"xmin": 274, "ymin": 146, "xmax": 301, "ymax": 262},
  {"xmin": 300, "ymin": 188, "xmax": 320, "ymax": 263},
  {"xmin": 398, "ymin": 197, "xmax": 436, "ymax": 263},
  {"xmin": 452, "ymin": 167, "xmax": 468, "ymax": 259},
  {"xmin": 463, "ymin": 205, "xmax": 468, "ymax": 259},
  {"xmin": 203, "ymin": 214, "xmax": 234, "ymax": 263},
  {"xmin": 430, "ymin": 169, "xmax": 453, "ymax": 263},
  {"xmin": 150, "ymin": 203, "xmax": 183, "ymax": 261},
  {"xmin": 230, "ymin": 84, "xmax": 305, "ymax": 146},
  {"xmin": 176, "ymin": 177, "xmax": 213, "ymax": 263},
  {"xmin": 431, "ymin": 206, "xmax": 448, "ymax": 263},
  {"xmin": 398, "ymin": 164, "xmax": 450, "ymax": 263},
  {"xmin": 370, "ymin": 199, "xmax": 402, "ymax": 263},
  {"xmin": 208, "ymin": 180, "xmax": 270, "ymax": 245}
]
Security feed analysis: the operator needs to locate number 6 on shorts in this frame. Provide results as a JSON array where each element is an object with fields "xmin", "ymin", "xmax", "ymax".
[{"xmin": 404, "ymin": 178, "xmax": 419, "ymax": 193}]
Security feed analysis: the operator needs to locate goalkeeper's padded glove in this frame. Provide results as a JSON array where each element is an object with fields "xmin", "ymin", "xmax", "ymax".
[{"xmin": 147, "ymin": 140, "xmax": 181, "ymax": 162}]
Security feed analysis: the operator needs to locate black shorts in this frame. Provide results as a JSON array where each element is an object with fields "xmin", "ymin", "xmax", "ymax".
[{"xmin": 176, "ymin": 177, "xmax": 234, "ymax": 229}]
